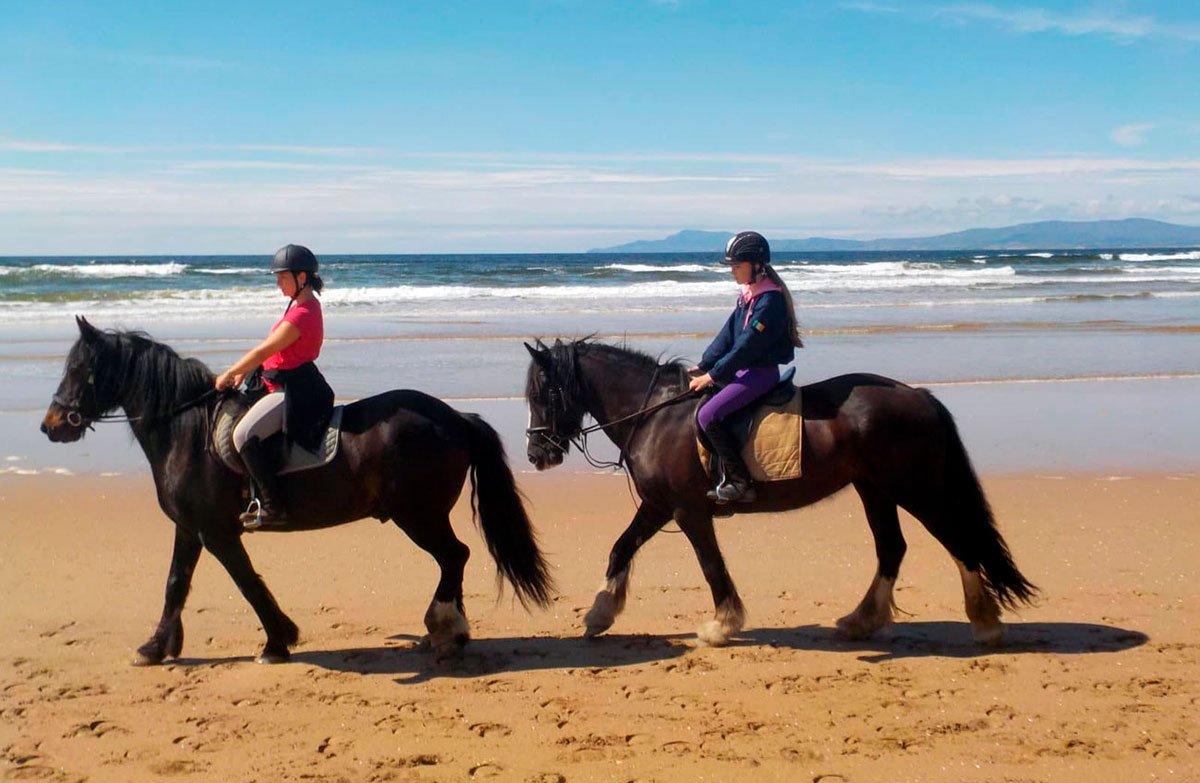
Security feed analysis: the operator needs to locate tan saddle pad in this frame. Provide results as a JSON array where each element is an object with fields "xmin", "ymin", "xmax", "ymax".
[
  {"xmin": 213, "ymin": 399, "xmax": 344, "ymax": 476},
  {"xmin": 697, "ymin": 389, "xmax": 803, "ymax": 482}
]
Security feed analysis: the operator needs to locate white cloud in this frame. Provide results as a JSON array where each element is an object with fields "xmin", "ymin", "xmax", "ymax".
[
  {"xmin": 838, "ymin": 1, "xmax": 901, "ymax": 13},
  {"xmin": 845, "ymin": 2, "xmax": 1200, "ymax": 42},
  {"xmin": 1110, "ymin": 123, "xmax": 1157, "ymax": 147},
  {"xmin": 0, "ymin": 139, "xmax": 380, "ymax": 156},
  {"xmin": 1, "ymin": 151, "xmax": 1197, "ymax": 252}
]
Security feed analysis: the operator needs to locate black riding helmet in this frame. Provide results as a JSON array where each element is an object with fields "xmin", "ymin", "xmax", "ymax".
[
  {"xmin": 270, "ymin": 244, "xmax": 318, "ymax": 275},
  {"xmin": 721, "ymin": 231, "xmax": 770, "ymax": 266}
]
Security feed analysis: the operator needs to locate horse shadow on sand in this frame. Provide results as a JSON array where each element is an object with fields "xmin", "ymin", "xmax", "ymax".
[{"xmin": 273, "ymin": 620, "xmax": 1147, "ymax": 683}]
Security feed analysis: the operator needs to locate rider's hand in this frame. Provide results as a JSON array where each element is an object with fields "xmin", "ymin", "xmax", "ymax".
[
  {"xmin": 214, "ymin": 370, "xmax": 243, "ymax": 391},
  {"xmin": 688, "ymin": 372, "xmax": 714, "ymax": 393}
]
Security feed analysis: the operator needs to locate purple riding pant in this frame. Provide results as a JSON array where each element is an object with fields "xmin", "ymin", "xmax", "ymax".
[{"xmin": 696, "ymin": 366, "xmax": 781, "ymax": 432}]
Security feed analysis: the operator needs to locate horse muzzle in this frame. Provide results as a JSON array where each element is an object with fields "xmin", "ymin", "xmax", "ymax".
[
  {"xmin": 526, "ymin": 443, "xmax": 564, "ymax": 471},
  {"xmin": 41, "ymin": 406, "xmax": 86, "ymax": 443}
]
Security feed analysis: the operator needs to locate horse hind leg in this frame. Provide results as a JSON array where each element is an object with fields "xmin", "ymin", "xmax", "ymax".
[
  {"xmin": 837, "ymin": 482, "xmax": 905, "ymax": 640},
  {"xmin": 395, "ymin": 513, "xmax": 471, "ymax": 658},
  {"xmin": 956, "ymin": 559, "xmax": 1004, "ymax": 645},
  {"xmin": 897, "ymin": 495, "xmax": 1007, "ymax": 645}
]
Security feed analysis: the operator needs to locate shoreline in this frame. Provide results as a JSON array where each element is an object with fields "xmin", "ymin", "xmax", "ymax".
[{"xmin": 9, "ymin": 374, "xmax": 1200, "ymax": 477}]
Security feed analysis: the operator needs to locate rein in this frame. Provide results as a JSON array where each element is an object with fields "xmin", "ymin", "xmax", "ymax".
[{"xmin": 54, "ymin": 386, "xmax": 218, "ymax": 429}]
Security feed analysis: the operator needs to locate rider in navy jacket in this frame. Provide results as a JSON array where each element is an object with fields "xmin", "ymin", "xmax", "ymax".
[
  {"xmin": 697, "ymin": 288, "xmax": 795, "ymax": 384},
  {"xmin": 688, "ymin": 231, "xmax": 803, "ymax": 504}
]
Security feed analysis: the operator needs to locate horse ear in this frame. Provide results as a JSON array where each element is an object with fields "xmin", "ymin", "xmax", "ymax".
[
  {"xmin": 76, "ymin": 315, "xmax": 98, "ymax": 338},
  {"xmin": 524, "ymin": 341, "xmax": 550, "ymax": 368}
]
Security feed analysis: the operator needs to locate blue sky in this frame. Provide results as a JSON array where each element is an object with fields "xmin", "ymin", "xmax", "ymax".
[{"xmin": 2, "ymin": 0, "xmax": 1198, "ymax": 253}]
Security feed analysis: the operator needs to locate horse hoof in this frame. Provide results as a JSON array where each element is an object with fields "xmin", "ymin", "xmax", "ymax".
[
  {"xmin": 835, "ymin": 616, "xmax": 872, "ymax": 640},
  {"xmin": 256, "ymin": 650, "xmax": 290, "ymax": 664},
  {"xmin": 696, "ymin": 620, "xmax": 730, "ymax": 647},
  {"xmin": 973, "ymin": 623, "xmax": 1005, "ymax": 646},
  {"xmin": 131, "ymin": 652, "xmax": 163, "ymax": 667}
]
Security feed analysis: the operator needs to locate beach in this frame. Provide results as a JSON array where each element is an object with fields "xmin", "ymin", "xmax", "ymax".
[
  {"xmin": 2, "ymin": 470, "xmax": 1198, "ymax": 782},
  {"xmin": 2, "ymin": 249, "xmax": 1199, "ymax": 780}
]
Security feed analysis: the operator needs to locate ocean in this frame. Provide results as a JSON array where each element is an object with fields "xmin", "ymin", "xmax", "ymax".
[{"xmin": 4, "ymin": 248, "xmax": 1199, "ymax": 475}]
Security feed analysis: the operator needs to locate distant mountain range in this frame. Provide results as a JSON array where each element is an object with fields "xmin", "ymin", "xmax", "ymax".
[{"xmin": 588, "ymin": 219, "xmax": 1200, "ymax": 253}]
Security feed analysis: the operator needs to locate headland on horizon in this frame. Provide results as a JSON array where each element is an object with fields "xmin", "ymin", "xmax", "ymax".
[{"xmin": 590, "ymin": 218, "xmax": 1200, "ymax": 253}]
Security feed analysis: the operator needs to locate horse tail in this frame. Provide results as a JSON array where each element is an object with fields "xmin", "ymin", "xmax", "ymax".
[
  {"xmin": 462, "ymin": 413, "xmax": 554, "ymax": 609},
  {"xmin": 923, "ymin": 390, "xmax": 1038, "ymax": 610}
]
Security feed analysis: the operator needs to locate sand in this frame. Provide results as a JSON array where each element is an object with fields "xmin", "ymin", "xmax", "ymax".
[{"xmin": 1, "ymin": 470, "xmax": 1197, "ymax": 782}]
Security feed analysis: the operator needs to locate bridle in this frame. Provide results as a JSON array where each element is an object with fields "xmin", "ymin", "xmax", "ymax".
[
  {"xmin": 526, "ymin": 354, "xmax": 696, "ymax": 471},
  {"xmin": 52, "ymin": 358, "xmax": 217, "ymax": 429}
]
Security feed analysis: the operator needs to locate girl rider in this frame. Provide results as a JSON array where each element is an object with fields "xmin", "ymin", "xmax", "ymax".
[
  {"xmin": 214, "ymin": 244, "xmax": 335, "ymax": 530},
  {"xmin": 688, "ymin": 231, "xmax": 803, "ymax": 503}
]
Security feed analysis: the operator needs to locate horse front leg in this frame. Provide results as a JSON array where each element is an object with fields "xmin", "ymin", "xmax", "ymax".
[
  {"xmin": 199, "ymin": 532, "xmax": 299, "ymax": 664},
  {"xmin": 677, "ymin": 507, "xmax": 744, "ymax": 646},
  {"xmin": 583, "ymin": 501, "xmax": 670, "ymax": 638},
  {"xmin": 133, "ymin": 526, "xmax": 203, "ymax": 666}
]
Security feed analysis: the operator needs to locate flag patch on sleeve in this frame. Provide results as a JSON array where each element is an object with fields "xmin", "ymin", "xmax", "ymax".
[{"xmin": 750, "ymin": 318, "xmax": 766, "ymax": 332}]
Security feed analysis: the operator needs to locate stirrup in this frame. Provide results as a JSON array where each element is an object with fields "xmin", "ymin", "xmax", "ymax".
[
  {"xmin": 713, "ymin": 480, "xmax": 756, "ymax": 504},
  {"xmin": 239, "ymin": 497, "xmax": 262, "ymax": 525},
  {"xmin": 239, "ymin": 498, "xmax": 287, "ymax": 531}
]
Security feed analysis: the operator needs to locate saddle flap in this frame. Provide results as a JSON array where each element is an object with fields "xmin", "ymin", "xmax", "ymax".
[
  {"xmin": 697, "ymin": 384, "xmax": 803, "ymax": 483},
  {"xmin": 213, "ymin": 399, "xmax": 345, "ymax": 476},
  {"xmin": 278, "ymin": 407, "xmax": 343, "ymax": 475}
]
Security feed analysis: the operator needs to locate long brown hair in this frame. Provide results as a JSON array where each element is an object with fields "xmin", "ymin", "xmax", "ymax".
[{"xmin": 762, "ymin": 264, "xmax": 803, "ymax": 348}]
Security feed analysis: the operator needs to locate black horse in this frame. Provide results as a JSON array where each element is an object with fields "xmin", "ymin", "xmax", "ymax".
[
  {"xmin": 41, "ymin": 317, "xmax": 552, "ymax": 664},
  {"xmin": 524, "ymin": 338, "xmax": 1035, "ymax": 646}
]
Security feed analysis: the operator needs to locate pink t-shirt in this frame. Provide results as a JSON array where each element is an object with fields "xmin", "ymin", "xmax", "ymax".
[{"xmin": 262, "ymin": 298, "xmax": 323, "ymax": 390}]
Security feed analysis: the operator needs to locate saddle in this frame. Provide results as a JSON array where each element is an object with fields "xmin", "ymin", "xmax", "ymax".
[
  {"xmin": 697, "ymin": 367, "xmax": 803, "ymax": 482},
  {"xmin": 212, "ymin": 395, "xmax": 344, "ymax": 476}
]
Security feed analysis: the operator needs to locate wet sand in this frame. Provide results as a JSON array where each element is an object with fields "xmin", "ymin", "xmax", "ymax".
[{"xmin": 1, "ymin": 470, "xmax": 1197, "ymax": 782}]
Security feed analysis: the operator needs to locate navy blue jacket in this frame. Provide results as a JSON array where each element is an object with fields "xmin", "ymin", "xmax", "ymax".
[{"xmin": 698, "ymin": 289, "xmax": 795, "ymax": 383}]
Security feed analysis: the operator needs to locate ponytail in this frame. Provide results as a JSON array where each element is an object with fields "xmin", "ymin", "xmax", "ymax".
[{"xmin": 763, "ymin": 265, "xmax": 803, "ymax": 349}]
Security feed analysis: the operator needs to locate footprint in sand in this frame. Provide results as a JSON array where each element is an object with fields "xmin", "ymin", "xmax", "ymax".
[
  {"xmin": 148, "ymin": 759, "xmax": 209, "ymax": 775},
  {"xmin": 657, "ymin": 740, "xmax": 695, "ymax": 756},
  {"xmin": 65, "ymin": 719, "xmax": 126, "ymax": 738},
  {"xmin": 38, "ymin": 621, "xmax": 76, "ymax": 638},
  {"xmin": 396, "ymin": 754, "xmax": 440, "ymax": 767},
  {"xmin": 469, "ymin": 722, "xmax": 512, "ymax": 738},
  {"xmin": 469, "ymin": 762, "xmax": 504, "ymax": 778},
  {"xmin": 529, "ymin": 775, "xmax": 566, "ymax": 783}
]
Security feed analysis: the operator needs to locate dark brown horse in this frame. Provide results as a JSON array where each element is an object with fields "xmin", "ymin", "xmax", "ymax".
[
  {"xmin": 524, "ymin": 338, "xmax": 1035, "ymax": 646},
  {"xmin": 41, "ymin": 317, "xmax": 552, "ymax": 664}
]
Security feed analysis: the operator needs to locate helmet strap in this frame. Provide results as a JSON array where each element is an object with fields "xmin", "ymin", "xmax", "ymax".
[{"xmin": 282, "ymin": 271, "xmax": 309, "ymax": 316}]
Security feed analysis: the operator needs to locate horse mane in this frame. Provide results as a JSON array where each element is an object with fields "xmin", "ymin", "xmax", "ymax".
[
  {"xmin": 90, "ymin": 328, "xmax": 215, "ymax": 434},
  {"xmin": 540, "ymin": 337, "xmax": 690, "ymax": 397}
]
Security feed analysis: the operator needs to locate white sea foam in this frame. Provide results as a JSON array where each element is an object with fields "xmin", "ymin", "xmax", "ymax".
[
  {"xmin": 1119, "ymin": 251, "xmax": 1200, "ymax": 262},
  {"xmin": 28, "ymin": 262, "xmax": 190, "ymax": 277},
  {"xmin": 596, "ymin": 263, "xmax": 714, "ymax": 273}
]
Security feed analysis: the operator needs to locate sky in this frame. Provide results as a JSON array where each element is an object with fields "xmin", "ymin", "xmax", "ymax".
[{"xmin": 2, "ymin": 0, "xmax": 1198, "ymax": 254}]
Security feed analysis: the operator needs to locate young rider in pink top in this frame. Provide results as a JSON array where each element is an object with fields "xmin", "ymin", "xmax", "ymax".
[{"xmin": 215, "ymin": 244, "xmax": 334, "ymax": 530}]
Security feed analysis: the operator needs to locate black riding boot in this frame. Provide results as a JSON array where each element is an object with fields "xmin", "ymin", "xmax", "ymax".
[
  {"xmin": 703, "ymin": 420, "xmax": 756, "ymax": 504},
  {"xmin": 238, "ymin": 436, "xmax": 288, "ymax": 530}
]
